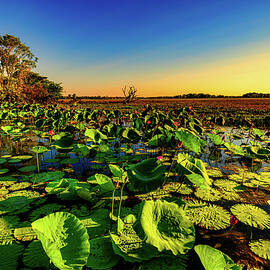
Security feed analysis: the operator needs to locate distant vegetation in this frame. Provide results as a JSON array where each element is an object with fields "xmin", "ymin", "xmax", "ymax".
[
  {"xmin": 63, "ymin": 92, "xmax": 270, "ymax": 100},
  {"xmin": 0, "ymin": 34, "xmax": 63, "ymax": 103}
]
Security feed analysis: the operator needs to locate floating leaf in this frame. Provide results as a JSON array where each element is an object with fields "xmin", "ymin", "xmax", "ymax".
[
  {"xmin": 0, "ymin": 168, "xmax": 9, "ymax": 175},
  {"xmin": 231, "ymin": 204, "xmax": 270, "ymax": 229},
  {"xmin": 14, "ymin": 227, "xmax": 37, "ymax": 241},
  {"xmin": 18, "ymin": 165, "xmax": 37, "ymax": 172},
  {"xmin": 249, "ymin": 239, "xmax": 270, "ymax": 260},
  {"xmin": 29, "ymin": 171, "xmax": 65, "ymax": 183},
  {"xmin": 186, "ymin": 201, "xmax": 230, "ymax": 230}
]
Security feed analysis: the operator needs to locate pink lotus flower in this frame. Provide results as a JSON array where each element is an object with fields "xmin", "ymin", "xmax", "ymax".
[
  {"xmin": 173, "ymin": 121, "xmax": 178, "ymax": 126},
  {"xmin": 230, "ymin": 215, "xmax": 238, "ymax": 225},
  {"xmin": 49, "ymin": 130, "xmax": 55, "ymax": 136},
  {"xmin": 157, "ymin": 155, "xmax": 163, "ymax": 160}
]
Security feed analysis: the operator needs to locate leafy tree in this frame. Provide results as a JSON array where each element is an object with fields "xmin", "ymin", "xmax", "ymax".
[
  {"xmin": 0, "ymin": 34, "xmax": 63, "ymax": 102},
  {"xmin": 0, "ymin": 34, "xmax": 38, "ymax": 99}
]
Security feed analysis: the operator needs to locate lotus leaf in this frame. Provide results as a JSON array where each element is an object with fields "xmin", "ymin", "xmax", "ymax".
[
  {"xmin": 80, "ymin": 208, "xmax": 111, "ymax": 238},
  {"xmin": 0, "ymin": 216, "xmax": 20, "ymax": 232},
  {"xmin": 0, "ymin": 196, "xmax": 31, "ymax": 215},
  {"xmin": 0, "ymin": 158, "xmax": 6, "ymax": 164},
  {"xmin": 23, "ymin": 240, "xmax": 51, "ymax": 268},
  {"xmin": 95, "ymin": 173, "xmax": 115, "ymax": 194},
  {"xmin": 0, "ymin": 242, "xmax": 24, "ymax": 270},
  {"xmin": 177, "ymin": 153, "xmax": 211, "ymax": 189},
  {"xmin": 208, "ymin": 133, "xmax": 224, "ymax": 145},
  {"xmin": 85, "ymin": 128, "xmax": 107, "ymax": 143},
  {"xmin": 127, "ymin": 158, "xmax": 166, "ymax": 193},
  {"xmin": 18, "ymin": 165, "xmax": 37, "ymax": 172},
  {"xmin": 194, "ymin": 244, "xmax": 242, "ymax": 270},
  {"xmin": 29, "ymin": 171, "xmax": 65, "ymax": 183},
  {"xmin": 175, "ymin": 129, "xmax": 203, "ymax": 153},
  {"xmin": 31, "ymin": 145, "xmax": 49, "ymax": 154},
  {"xmin": 224, "ymin": 142, "xmax": 246, "ymax": 156},
  {"xmin": 249, "ymin": 239, "xmax": 270, "ymax": 260},
  {"xmin": 32, "ymin": 212, "xmax": 90, "ymax": 270},
  {"xmin": 138, "ymin": 254, "xmax": 187, "ymax": 270},
  {"xmin": 186, "ymin": 201, "xmax": 230, "ymax": 230},
  {"xmin": 60, "ymin": 158, "xmax": 80, "ymax": 164},
  {"xmin": 86, "ymin": 236, "xmax": 120, "ymax": 269},
  {"xmin": 135, "ymin": 200, "xmax": 195, "ymax": 255},
  {"xmin": 8, "ymin": 158, "xmax": 22, "ymax": 163},
  {"xmin": 29, "ymin": 203, "xmax": 64, "ymax": 222},
  {"xmin": 0, "ymin": 168, "xmax": 9, "ymax": 174},
  {"xmin": 111, "ymin": 223, "xmax": 158, "ymax": 262},
  {"xmin": 230, "ymin": 204, "xmax": 270, "ymax": 229}
]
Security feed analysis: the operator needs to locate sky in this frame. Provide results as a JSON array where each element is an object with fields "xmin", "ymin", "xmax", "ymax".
[{"xmin": 1, "ymin": 0, "xmax": 270, "ymax": 96}]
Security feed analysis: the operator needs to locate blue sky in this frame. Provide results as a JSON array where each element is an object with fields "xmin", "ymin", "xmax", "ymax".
[{"xmin": 1, "ymin": 0, "xmax": 270, "ymax": 96}]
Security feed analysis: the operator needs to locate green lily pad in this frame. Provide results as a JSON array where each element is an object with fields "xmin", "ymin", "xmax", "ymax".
[
  {"xmin": 0, "ymin": 158, "xmax": 7, "ymax": 165},
  {"xmin": 29, "ymin": 171, "xmax": 65, "ymax": 183},
  {"xmin": 0, "ymin": 168, "xmax": 9, "ymax": 175},
  {"xmin": 18, "ymin": 165, "xmax": 37, "ymax": 172}
]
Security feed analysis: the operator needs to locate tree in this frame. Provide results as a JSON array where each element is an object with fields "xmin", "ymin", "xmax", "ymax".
[
  {"xmin": 0, "ymin": 34, "xmax": 38, "ymax": 99},
  {"xmin": 122, "ymin": 84, "xmax": 137, "ymax": 103},
  {"xmin": 19, "ymin": 71, "xmax": 63, "ymax": 102},
  {"xmin": 0, "ymin": 34, "xmax": 63, "ymax": 102}
]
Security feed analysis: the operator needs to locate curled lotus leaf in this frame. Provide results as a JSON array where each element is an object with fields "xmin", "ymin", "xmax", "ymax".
[
  {"xmin": 249, "ymin": 239, "xmax": 270, "ymax": 260},
  {"xmin": 31, "ymin": 212, "xmax": 90, "ymax": 270},
  {"xmin": 177, "ymin": 153, "xmax": 211, "ymax": 189},
  {"xmin": 135, "ymin": 200, "xmax": 195, "ymax": 255},
  {"xmin": 230, "ymin": 204, "xmax": 270, "ymax": 229},
  {"xmin": 127, "ymin": 158, "xmax": 166, "ymax": 193}
]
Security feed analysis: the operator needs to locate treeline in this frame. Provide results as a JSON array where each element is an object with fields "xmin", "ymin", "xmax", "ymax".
[{"xmin": 63, "ymin": 92, "xmax": 270, "ymax": 99}]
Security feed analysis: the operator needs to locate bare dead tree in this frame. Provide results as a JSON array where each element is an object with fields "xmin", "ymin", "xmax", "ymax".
[{"xmin": 122, "ymin": 84, "xmax": 137, "ymax": 103}]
